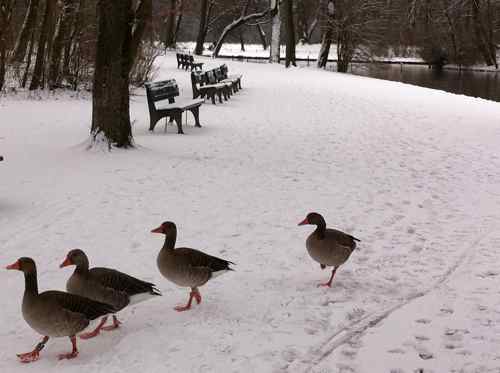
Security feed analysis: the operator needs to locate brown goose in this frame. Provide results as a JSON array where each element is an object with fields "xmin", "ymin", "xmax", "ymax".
[
  {"xmin": 298, "ymin": 212, "xmax": 360, "ymax": 287},
  {"xmin": 6, "ymin": 257, "xmax": 116, "ymax": 363},
  {"xmin": 151, "ymin": 221, "xmax": 234, "ymax": 312},
  {"xmin": 59, "ymin": 249, "xmax": 161, "ymax": 339}
]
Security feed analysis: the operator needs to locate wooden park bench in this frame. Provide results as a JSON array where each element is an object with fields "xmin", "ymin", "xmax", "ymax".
[
  {"xmin": 205, "ymin": 69, "xmax": 233, "ymax": 99},
  {"xmin": 191, "ymin": 71, "xmax": 227, "ymax": 104},
  {"xmin": 176, "ymin": 53, "xmax": 204, "ymax": 71},
  {"xmin": 221, "ymin": 64, "xmax": 242, "ymax": 90},
  {"xmin": 214, "ymin": 67, "xmax": 239, "ymax": 94},
  {"xmin": 145, "ymin": 79, "xmax": 204, "ymax": 134}
]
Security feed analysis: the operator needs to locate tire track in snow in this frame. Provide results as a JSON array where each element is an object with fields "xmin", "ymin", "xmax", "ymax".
[{"xmin": 290, "ymin": 226, "xmax": 491, "ymax": 373}]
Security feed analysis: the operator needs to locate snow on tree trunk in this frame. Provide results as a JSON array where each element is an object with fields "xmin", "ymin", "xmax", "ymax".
[
  {"xmin": 317, "ymin": 31, "xmax": 331, "ymax": 68},
  {"xmin": 256, "ymin": 24, "xmax": 267, "ymax": 50},
  {"xmin": 269, "ymin": 4, "xmax": 281, "ymax": 63}
]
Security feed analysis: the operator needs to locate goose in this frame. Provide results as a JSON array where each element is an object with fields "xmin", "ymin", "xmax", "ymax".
[
  {"xmin": 152, "ymin": 221, "xmax": 234, "ymax": 311},
  {"xmin": 60, "ymin": 249, "xmax": 161, "ymax": 338},
  {"xmin": 298, "ymin": 212, "xmax": 360, "ymax": 287},
  {"xmin": 6, "ymin": 257, "xmax": 116, "ymax": 362}
]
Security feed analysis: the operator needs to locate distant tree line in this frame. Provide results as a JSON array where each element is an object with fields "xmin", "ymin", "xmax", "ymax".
[
  {"xmin": 1, "ymin": 0, "xmax": 498, "ymax": 92},
  {"xmin": 0, "ymin": 0, "xmax": 498, "ymax": 148}
]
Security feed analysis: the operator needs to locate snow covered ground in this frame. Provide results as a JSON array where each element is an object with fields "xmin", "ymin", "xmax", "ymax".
[{"xmin": 1, "ymin": 53, "xmax": 500, "ymax": 373}]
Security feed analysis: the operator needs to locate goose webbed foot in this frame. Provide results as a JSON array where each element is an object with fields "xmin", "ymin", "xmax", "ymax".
[
  {"xmin": 101, "ymin": 315, "xmax": 121, "ymax": 331},
  {"xmin": 57, "ymin": 336, "xmax": 78, "ymax": 360},
  {"xmin": 317, "ymin": 268, "xmax": 337, "ymax": 288},
  {"xmin": 174, "ymin": 288, "xmax": 201, "ymax": 312},
  {"xmin": 79, "ymin": 316, "xmax": 107, "ymax": 339},
  {"xmin": 17, "ymin": 336, "xmax": 49, "ymax": 363}
]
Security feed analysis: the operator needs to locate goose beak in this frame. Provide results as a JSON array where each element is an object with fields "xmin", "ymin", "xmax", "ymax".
[
  {"xmin": 151, "ymin": 226, "xmax": 163, "ymax": 234},
  {"xmin": 59, "ymin": 257, "xmax": 72, "ymax": 268},
  {"xmin": 298, "ymin": 218, "xmax": 309, "ymax": 226},
  {"xmin": 6, "ymin": 260, "xmax": 20, "ymax": 270}
]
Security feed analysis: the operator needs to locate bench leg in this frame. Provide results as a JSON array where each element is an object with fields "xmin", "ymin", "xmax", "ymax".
[
  {"xmin": 149, "ymin": 116, "xmax": 158, "ymax": 132},
  {"xmin": 190, "ymin": 107, "xmax": 201, "ymax": 128},
  {"xmin": 210, "ymin": 92, "xmax": 216, "ymax": 105},
  {"xmin": 165, "ymin": 117, "xmax": 174, "ymax": 133},
  {"xmin": 173, "ymin": 112, "xmax": 184, "ymax": 134},
  {"xmin": 218, "ymin": 91, "xmax": 223, "ymax": 104}
]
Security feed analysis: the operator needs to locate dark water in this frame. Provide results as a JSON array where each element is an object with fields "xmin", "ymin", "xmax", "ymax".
[
  {"xmin": 335, "ymin": 62, "xmax": 500, "ymax": 103},
  {"xmin": 228, "ymin": 54, "xmax": 500, "ymax": 102}
]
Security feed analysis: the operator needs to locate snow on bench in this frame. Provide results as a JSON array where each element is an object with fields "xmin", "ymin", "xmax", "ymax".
[{"xmin": 145, "ymin": 79, "xmax": 204, "ymax": 134}]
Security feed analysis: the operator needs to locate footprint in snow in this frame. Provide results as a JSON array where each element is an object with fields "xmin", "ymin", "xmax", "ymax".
[
  {"xmin": 387, "ymin": 348, "xmax": 406, "ymax": 354},
  {"xmin": 415, "ymin": 335, "xmax": 430, "ymax": 342},
  {"xmin": 439, "ymin": 308, "xmax": 454, "ymax": 315},
  {"xmin": 415, "ymin": 318, "xmax": 431, "ymax": 324}
]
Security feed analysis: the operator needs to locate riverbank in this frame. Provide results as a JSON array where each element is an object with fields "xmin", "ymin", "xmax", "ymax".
[{"xmin": 177, "ymin": 42, "xmax": 500, "ymax": 74}]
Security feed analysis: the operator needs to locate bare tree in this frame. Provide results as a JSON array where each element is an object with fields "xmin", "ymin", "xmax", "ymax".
[
  {"xmin": 11, "ymin": 0, "xmax": 40, "ymax": 63},
  {"xmin": 194, "ymin": 0, "xmax": 210, "ymax": 55},
  {"xmin": 0, "ymin": 0, "xmax": 15, "ymax": 90},
  {"xmin": 317, "ymin": 0, "xmax": 333, "ymax": 68},
  {"xmin": 212, "ymin": 0, "xmax": 269, "ymax": 57},
  {"xmin": 269, "ymin": 0, "xmax": 281, "ymax": 62},
  {"xmin": 90, "ymin": 0, "xmax": 152, "ymax": 149},
  {"xmin": 164, "ymin": 0, "xmax": 176, "ymax": 48},
  {"xmin": 283, "ymin": 0, "xmax": 296, "ymax": 67},
  {"xmin": 49, "ymin": 0, "xmax": 77, "ymax": 89},
  {"xmin": 30, "ymin": 0, "xmax": 56, "ymax": 90}
]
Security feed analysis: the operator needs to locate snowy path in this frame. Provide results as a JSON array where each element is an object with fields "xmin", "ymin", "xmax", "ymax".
[{"xmin": 1, "ymin": 54, "xmax": 500, "ymax": 372}]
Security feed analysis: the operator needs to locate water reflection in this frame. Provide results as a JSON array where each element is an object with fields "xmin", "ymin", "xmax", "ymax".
[{"xmin": 339, "ymin": 63, "xmax": 500, "ymax": 103}]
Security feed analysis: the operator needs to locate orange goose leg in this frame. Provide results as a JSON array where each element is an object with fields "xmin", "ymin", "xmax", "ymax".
[
  {"xmin": 318, "ymin": 268, "xmax": 337, "ymax": 288},
  {"xmin": 79, "ymin": 316, "xmax": 108, "ymax": 339},
  {"xmin": 58, "ymin": 336, "xmax": 78, "ymax": 360},
  {"xmin": 101, "ymin": 315, "xmax": 121, "ymax": 331},
  {"xmin": 17, "ymin": 336, "xmax": 49, "ymax": 363},
  {"xmin": 174, "ymin": 288, "xmax": 202, "ymax": 312}
]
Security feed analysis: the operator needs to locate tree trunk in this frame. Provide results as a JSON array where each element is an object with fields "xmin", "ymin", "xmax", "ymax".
[
  {"xmin": 21, "ymin": 29, "xmax": 36, "ymax": 88},
  {"xmin": 91, "ymin": 0, "xmax": 151, "ymax": 149},
  {"xmin": 283, "ymin": 0, "xmax": 296, "ymax": 67},
  {"xmin": 173, "ymin": 0, "xmax": 183, "ymax": 44},
  {"xmin": 317, "ymin": 29, "xmax": 332, "ymax": 68},
  {"xmin": 0, "ymin": 0, "xmax": 15, "ymax": 90},
  {"xmin": 269, "ymin": 1, "xmax": 281, "ymax": 63},
  {"xmin": 471, "ymin": 0, "xmax": 497, "ymax": 67},
  {"xmin": 49, "ymin": 0, "xmax": 77, "ymax": 89},
  {"xmin": 11, "ymin": 0, "xmax": 40, "ymax": 63},
  {"xmin": 164, "ymin": 0, "xmax": 176, "ymax": 49},
  {"xmin": 239, "ymin": 31, "xmax": 245, "ymax": 51},
  {"xmin": 29, "ymin": 0, "xmax": 56, "ymax": 90},
  {"xmin": 317, "ymin": 0, "xmax": 333, "ymax": 68},
  {"xmin": 256, "ymin": 24, "xmax": 267, "ymax": 50},
  {"xmin": 194, "ymin": 0, "xmax": 208, "ymax": 55},
  {"xmin": 128, "ymin": 0, "xmax": 152, "ymax": 70},
  {"xmin": 296, "ymin": 0, "xmax": 307, "ymax": 43}
]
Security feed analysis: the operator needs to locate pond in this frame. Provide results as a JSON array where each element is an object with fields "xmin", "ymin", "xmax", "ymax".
[{"xmin": 328, "ymin": 62, "xmax": 500, "ymax": 103}]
